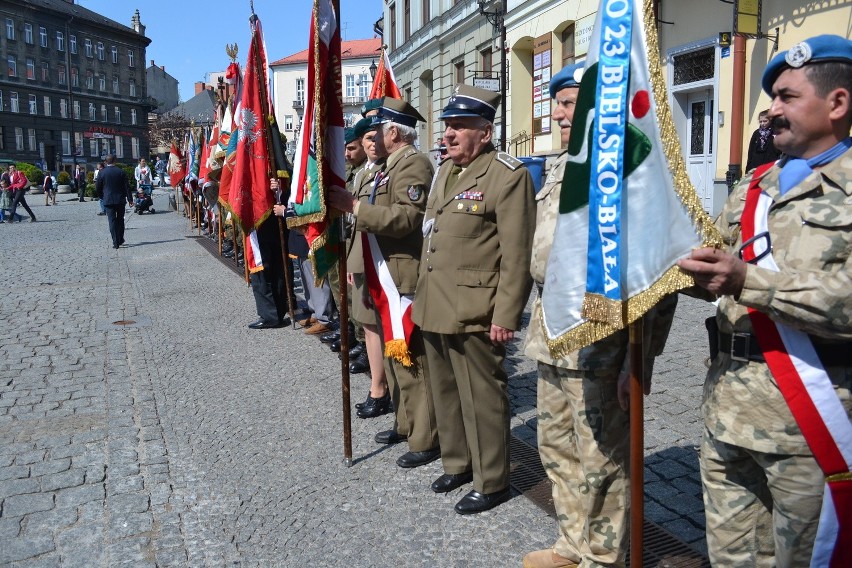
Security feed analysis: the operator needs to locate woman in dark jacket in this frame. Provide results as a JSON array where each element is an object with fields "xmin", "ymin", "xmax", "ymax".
[{"xmin": 745, "ymin": 109, "xmax": 781, "ymax": 172}]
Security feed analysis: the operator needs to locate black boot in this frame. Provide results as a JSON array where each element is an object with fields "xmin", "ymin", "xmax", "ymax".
[{"xmin": 356, "ymin": 392, "xmax": 391, "ymax": 419}]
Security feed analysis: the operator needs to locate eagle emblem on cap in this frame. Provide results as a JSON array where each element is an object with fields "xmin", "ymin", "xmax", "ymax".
[{"xmin": 785, "ymin": 41, "xmax": 813, "ymax": 68}]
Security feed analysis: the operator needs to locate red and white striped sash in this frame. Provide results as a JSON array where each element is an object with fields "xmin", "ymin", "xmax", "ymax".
[{"xmin": 740, "ymin": 165, "xmax": 852, "ymax": 567}]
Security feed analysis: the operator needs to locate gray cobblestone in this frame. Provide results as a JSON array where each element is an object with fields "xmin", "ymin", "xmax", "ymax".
[
  {"xmin": 0, "ymin": 465, "xmax": 30, "ymax": 481},
  {"xmin": 41, "ymin": 468, "xmax": 86, "ymax": 492},
  {"xmin": 30, "ymin": 458, "xmax": 72, "ymax": 477},
  {"xmin": 3, "ymin": 492, "xmax": 55, "ymax": 517},
  {"xmin": 54, "ymin": 483, "xmax": 105, "ymax": 508}
]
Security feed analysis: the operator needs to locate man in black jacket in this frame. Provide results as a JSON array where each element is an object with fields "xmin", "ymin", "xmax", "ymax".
[{"xmin": 95, "ymin": 155, "xmax": 133, "ymax": 249}]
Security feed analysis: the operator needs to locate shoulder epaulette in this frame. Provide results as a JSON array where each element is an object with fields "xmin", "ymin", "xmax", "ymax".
[{"xmin": 495, "ymin": 151, "xmax": 522, "ymax": 171}]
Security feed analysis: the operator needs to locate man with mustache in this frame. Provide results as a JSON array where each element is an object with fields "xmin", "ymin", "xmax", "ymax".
[{"xmin": 679, "ymin": 35, "xmax": 852, "ymax": 565}]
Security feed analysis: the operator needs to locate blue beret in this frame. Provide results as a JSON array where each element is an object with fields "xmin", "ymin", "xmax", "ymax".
[
  {"xmin": 549, "ymin": 63, "xmax": 584, "ymax": 98},
  {"xmin": 762, "ymin": 35, "xmax": 852, "ymax": 94},
  {"xmin": 440, "ymin": 84, "xmax": 500, "ymax": 122}
]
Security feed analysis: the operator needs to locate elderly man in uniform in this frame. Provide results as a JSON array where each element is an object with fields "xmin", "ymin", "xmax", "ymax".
[
  {"xmin": 413, "ymin": 85, "xmax": 535, "ymax": 514},
  {"xmin": 521, "ymin": 64, "xmax": 677, "ymax": 567},
  {"xmin": 329, "ymin": 98, "xmax": 440, "ymax": 468},
  {"xmin": 679, "ymin": 35, "xmax": 852, "ymax": 566}
]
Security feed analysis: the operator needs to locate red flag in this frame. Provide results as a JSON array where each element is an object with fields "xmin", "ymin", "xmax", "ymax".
[
  {"xmin": 198, "ymin": 127, "xmax": 212, "ymax": 182},
  {"xmin": 167, "ymin": 141, "xmax": 185, "ymax": 189},
  {"xmin": 229, "ymin": 14, "xmax": 275, "ymax": 270},
  {"xmin": 369, "ymin": 49, "xmax": 401, "ymax": 100}
]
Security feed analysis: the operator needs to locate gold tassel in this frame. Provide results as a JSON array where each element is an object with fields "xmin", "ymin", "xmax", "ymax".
[
  {"xmin": 581, "ymin": 293, "xmax": 623, "ymax": 325},
  {"xmin": 384, "ymin": 339, "xmax": 413, "ymax": 368}
]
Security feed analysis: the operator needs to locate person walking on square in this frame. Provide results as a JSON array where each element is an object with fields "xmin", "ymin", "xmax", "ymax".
[
  {"xmin": 412, "ymin": 85, "xmax": 535, "ymax": 514},
  {"xmin": 75, "ymin": 164, "xmax": 87, "ymax": 202},
  {"xmin": 6, "ymin": 164, "xmax": 36, "ymax": 223},
  {"xmin": 679, "ymin": 35, "xmax": 852, "ymax": 566},
  {"xmin": 43, "ymin": 171, "xmax": 56, "ymax": 206},
  {"xmin": 95, "ymin": 155, "xmax": 133, "ymax": 249}
]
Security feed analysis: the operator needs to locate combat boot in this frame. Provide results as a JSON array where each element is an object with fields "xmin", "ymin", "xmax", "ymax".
[{"xmin": 522, "ymin": 549, "xmax": 578, "ymax": 568}]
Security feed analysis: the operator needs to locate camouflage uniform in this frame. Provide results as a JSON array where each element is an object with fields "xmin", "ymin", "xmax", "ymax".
[
  {"xmin": 701, "ymin": 148, "xmax": 852, "ymax": 566},
  {"xmin": 524, "ymin": 151, "xmax": 677, "ymax": 567}
]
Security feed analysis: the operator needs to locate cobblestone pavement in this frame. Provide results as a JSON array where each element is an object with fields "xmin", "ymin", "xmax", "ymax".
[{"xmin": 0, "ymin": 193, "xmax": 714, "ymax": 566}]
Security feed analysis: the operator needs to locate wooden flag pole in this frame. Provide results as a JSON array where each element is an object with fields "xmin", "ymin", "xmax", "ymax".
[{"xmin": 629, "ymin": 318, "xmax": 645, "ymax": 566}]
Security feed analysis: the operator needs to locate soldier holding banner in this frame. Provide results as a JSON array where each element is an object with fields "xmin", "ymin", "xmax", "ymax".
[
  {"xmin": 413, "ymin": 85, "xmax": 535, "ymax": 514},
  {"xmin": 328, "ymin": 98, "xmax": 440, "ymax": 469},
  {"xmin": 678, "ymin": 35, "xmax": 852, "ymax": 566},
  {"xmin": 522, "ymin": 63, "xmax": 677, "ymax": 568}
]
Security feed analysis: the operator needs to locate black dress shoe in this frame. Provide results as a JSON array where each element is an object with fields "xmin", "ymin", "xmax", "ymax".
[
  {"xmin": 349, "ymin": 352, "xmax": 370, "ymax": 374},
  {"xmin": 397, "ymin": 448, "xmax": 441, "ymax": 468},
  {"xmin": 320, "ymin": 330, "xmax": 341, "ymax": 344},
  {"xmin": 374, "ymin": 429, "xmax": 407, "ymax": 445},
  {"xmin": 329, "ymin": 339, "xmax": 342, "ymax": 353},
  {"xmin": 354, "ymin": 390, "xmax": 372, "ymax": 410},
  {"xmin": 348, "ymin": 343, "xmax": 365, "ymax": 358},
  {"xmin": 357, "ymin": 392, "xmax": 391, "ymax": 418},
  {"xmin": 431, "ymin": 472, "xmax": 473, "ymax": 493},
  {"xmin": 454, "ymin": 488, "xmax": 511, "ymax": 515},
  {"xmin": 247, "ymin": 320, "xmax": 283, "ymax": 330}
]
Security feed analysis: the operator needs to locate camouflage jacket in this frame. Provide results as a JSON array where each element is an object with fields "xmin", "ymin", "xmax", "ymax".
[
  {"xmin": 524, "ymin": 151, "xmax": 676, "ymax": 373},
  {"xmin": 705, "ymin": 146, "xmax": 852, "ymax": 454}
]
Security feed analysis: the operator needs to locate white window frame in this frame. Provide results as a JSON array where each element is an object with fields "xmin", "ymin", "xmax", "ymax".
[
  {"xmin": 85, "ymin": 38, "xmax": 93, "ymax": 57},
  {"xmin": 39, "ymin": 26, "xmax": 47, "ymax": 47},
  {"xmin": 28, "ymin": 94, "xmax": 37, "ymax": 114},
  {"xmin": 58, "ymin": 65, "xmax": 66, "ymax": 85},
  {"xmin": 345, "ymin": 75, "xmax": 356, "ymax": 98},
  {"xmin": 10, "ymin": 92, "xmax": 19, "ymax": 113},
  {"xmin": 128, "ymin": 50, "xmax": 135, "ymax": 67},
  {"xmin": 28, "ymin": 128, "xmax": 36, "ymax": 151},
  {"xmin": 285, "ymin": 115, "xmax": 294, "ymax": 131},
  {"xmin": 88, "ymin": 102, "xmax": 96, "ymax": 120},
  {"xmin": 111, "ymin": 46, "xmax": 118, "ymax": 63},
  {"xmin": 16, "ymin": 127, "xmax": 25, "ymax": 150},
  {"xmin": 131, "ymin": 108, "xmax": 137, "ymax": 125},
  {"xmin": 26, "ymin": 58, "xmax": 35, "ymax": 80},
  {"xmin": 61, "ymin": 131, "xmax": 71, "ymax": 154},
  {"xmin": 7, "ymin": 18, "xmax": 15, "ymax": 41},
  {"xmin": 101, "ymin": 104, "xmax": 107, "ymax": 122},
  {"xmin": 7, "ymin": 56, "xmax": 17, "ymax": 77},
  {"xmin": 73, "ymin": 100, "xmax": 80, "ymax": 119},
  {"xmin": 70, "ymin": 35, "xmax": 77, "ymax": 54},
  {"xmin": 98, "ymin": 74, "xmax": 106, "ymax": 91},
  {"xmin": 112, "ymin": 76, "xmax": 119, "ymax": 94},
  {"xmin": 60, "ymin": 98, "xmax": 67, "ymax": 118},
  {"xmin": 71, "ymin": 67, "xmax": 79, "ymax": 87},
  {"xmin": 74, "ymin": 132, "xmax": 83, "ymax": 156},
  {"xmin": 131, "ymin": 137, "xmax": 140, "ymax": 159},
  {"xmin": 90, "ymin": 139, "xmax": 98, "ymax": 157},
  {"xmin": 97, "ymin": 42, "xmax": 104, "ymax": 60},
  {"xmin": 24, "ymin": 23, "xmax": 33, "ymax": 44},
  {"xmin": 43, "ymin": 96, "xmax": 51, "ymax": 116},
  {"xmin": 114, "ymin": 106, "xmax": 121, "ymax": 124},
  {"xmin": 56, "ymin": 31, "xmax": 64, "ymax": 51},
  {"xmin": 115, "ymin": 135, "xmax": 123, "ymax": 159},
  {"xmin": 129, "ymin": 79, "xmax": 136, "ymax": 97}
]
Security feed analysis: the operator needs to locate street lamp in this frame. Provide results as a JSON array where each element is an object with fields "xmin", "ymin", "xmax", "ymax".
[
  {"xmin": 369, "ymin": 59, "xmax": 378, "ymax": 80},
  {"xmin": 477, "ymin": 0, "xmax": 507, "ymax": 151}
]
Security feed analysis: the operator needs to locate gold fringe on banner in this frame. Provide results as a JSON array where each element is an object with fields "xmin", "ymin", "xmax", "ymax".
[{"xmin": 581, "ymin": 293, "xmax": 623, "ymax": 325}]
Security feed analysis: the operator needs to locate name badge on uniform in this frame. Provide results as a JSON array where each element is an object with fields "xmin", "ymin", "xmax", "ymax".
[{"xmin": 454, "ymin": 191, "xmax": 483, "ymax": 201}]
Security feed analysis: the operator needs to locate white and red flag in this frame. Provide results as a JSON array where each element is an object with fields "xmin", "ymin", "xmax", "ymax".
[{"xmin": 369, "ymin": 48, "xmax": 401, "ymax": 100}]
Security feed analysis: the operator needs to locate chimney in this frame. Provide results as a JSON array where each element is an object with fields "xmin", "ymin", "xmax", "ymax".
[
  {"xmin": 131, "ymin": 9, "xmax": 146, "ymax": 35},
  {"xmin": 161, "ymin": 65, "xmax": 165, "ymax": 72},
  {"xmin": 194, "ymin": 81, "xmax": 206, "ymax": 95},
  {"xmin": 150, "ymin": 59, "xmax": 155, "ymax": 67}
]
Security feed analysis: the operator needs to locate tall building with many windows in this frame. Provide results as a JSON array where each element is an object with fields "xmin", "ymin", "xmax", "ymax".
[
  {"xmin": 0, "ymin": 0, "xmax": 151, "ymax": 172},
  {"xmin": 270, "ymin": 37, "xmax": 382, "ymax": 155}
]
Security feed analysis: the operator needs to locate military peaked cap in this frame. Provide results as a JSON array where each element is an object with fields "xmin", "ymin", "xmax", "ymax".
[
  {"xmin": 440, "ymin": 84, "xmax": 500, "ymax": 123},
  {"xmin": 371, "ymin": 98, "xmax": 426, "ymax": 128}
]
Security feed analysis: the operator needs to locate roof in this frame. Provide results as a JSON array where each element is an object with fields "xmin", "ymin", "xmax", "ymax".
[
  {"xmin": 16, "ymin": 0, "xmax": 152, "ymax": 43},
  {"xmin": 162, "ymin": 89, "xmax": 217, "ymax": 124},
  {"xmin": 270, "ymin": 37, "xmax": 381, "ymax": 66}
]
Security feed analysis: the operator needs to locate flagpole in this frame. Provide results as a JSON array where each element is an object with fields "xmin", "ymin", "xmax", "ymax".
[
  {"xmin": 629, "ymin": 318, "xmax": 644, "ymax": 566},
  {"xmin": 330, "ymin": 0, "xmax": 353, "ymax": 467}
]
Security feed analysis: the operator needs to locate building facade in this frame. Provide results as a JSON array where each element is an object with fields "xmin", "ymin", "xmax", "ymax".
[
  {"xmin": 146, "ymin": 59, "xmax": 179, "ymax": 115},
  {"xmin": 270, "ymin": 37, "xmax": 382, "ymax": 152},
  {"xmin": 384, "ymin": 0, "xmax": 852, "ymax": 216},
  {"xmin": 0, "ymin": 0, "xmax": 151, "ymax": 172}
]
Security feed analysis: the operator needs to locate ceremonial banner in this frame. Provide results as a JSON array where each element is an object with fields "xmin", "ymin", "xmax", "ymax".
[
  {"xmin": 541, "ymin": 0, "xmax": 721, "ymax": 356},
  {"xmin": 229, "ymin": 14, "xmax": 277, "ymax": 272},
  {"xmin": 289, "ymin": 0, "xmax": 346, "ymax": 282},
  {"xmin": 186, "ymin": 128, "xmax": 200, "ymax": 182},
  {"xmin": 198, "ymin": 126, "xmax": 212, "ymax": 183},
  {"xmin": 369, "ymin": 48, "xmax": 402, "ymax": 100},
  {"xmin": 167, "ymin": 140, "xmax": 185, "ymax": 189}
]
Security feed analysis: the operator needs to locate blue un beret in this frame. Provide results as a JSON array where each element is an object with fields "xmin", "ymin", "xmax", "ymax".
[
  {"xmin": 762, "ymin": 34, "xmax": 852, "ymax": 95},
  {"xmin": 549, "ymin": 63, "xmax": 584, "ymax": 98}
]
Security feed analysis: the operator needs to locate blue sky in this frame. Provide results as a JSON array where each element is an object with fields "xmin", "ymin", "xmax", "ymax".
[{"xmin": 77, "ymin": 0, "xmax": 383, "ymax": 103}]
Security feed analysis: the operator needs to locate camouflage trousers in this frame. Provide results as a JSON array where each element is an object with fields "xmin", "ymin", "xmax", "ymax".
[
  {"xmin": 700, "ymin": 431, "xmax": 824, "ymax": 567},
  {"xmin": 536, "ymin": 362, "xmax": 629, "ymax": 568}
]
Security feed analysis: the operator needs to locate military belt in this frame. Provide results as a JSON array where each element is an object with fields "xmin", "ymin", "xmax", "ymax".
[{"xmin": 718, "ymin": 331, "xmax": 852, "ymax": 366}]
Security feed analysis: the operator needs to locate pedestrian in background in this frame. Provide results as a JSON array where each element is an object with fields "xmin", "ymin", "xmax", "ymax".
[
  {"xmin": 0, "ymin": 177, "xmax": 24, "ymax": 223},
  {"xmin": 95, "ymin": 155, "xmax": 132, "ymax": 249},
  {"xmin": 75, "ymin": 164, "xmax": 87, "ymax": 202},
  {"xmin": 43, "ymin": 171, "xmax": 56, "ymax": 206},
  {"xmin": 6, "ymin": 164, "xmax": 36, "ymax": 223},
  {"xmin": 745, "ymin": 109, "xmax": 782, "ymax": 172},
  {"xmin": 94, "ymin": 162, "xmax": 106, "ymax": 216}
]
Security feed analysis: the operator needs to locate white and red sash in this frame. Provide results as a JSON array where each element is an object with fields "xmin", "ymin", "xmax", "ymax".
[
  {"xmin": 361, "ymin": 172, "xmax": 416, "ymax": 367},
  {"xmin": 740, "ymin": 164, "xmax": 852, "ymax": 567},
  {"xmin": 362, "ymin": 231, "xmax": 415, "ymax": 366}
]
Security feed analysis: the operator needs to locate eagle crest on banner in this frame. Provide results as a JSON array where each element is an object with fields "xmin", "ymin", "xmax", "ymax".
[
  {"xmin": 239, "ymin": 108, "xmax": 261, "ymax": 145},
  {"xmin": 168, "ymin": 152, "xmax": 182, "ymax": 174}
]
